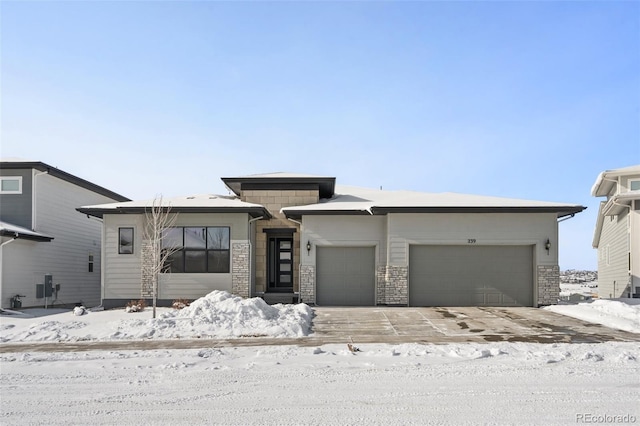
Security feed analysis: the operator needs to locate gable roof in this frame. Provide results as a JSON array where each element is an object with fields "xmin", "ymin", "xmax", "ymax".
[
  {"xmin": 591, "ymin": 164, "xmax": 640, "ymax": 197},
  {"xmin": 0, "ymin": 221, "xmax": 54, "ymax": 242},
  {"xmin": 222, "ymin": 173, "xmax": 336, "ymax": 198},
  {"xmin": 0, "ymin": 159, "xmax": 130, "ymax": 202},
  {"xmin": 282, "ymin": 185, "xmax": 586, "ymax": 219},
  {"xmin": 77, "ymin": 194, "xmax": 271, "ymax": 219}
]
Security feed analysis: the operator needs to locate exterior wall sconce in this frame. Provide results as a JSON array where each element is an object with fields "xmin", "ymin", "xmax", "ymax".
[
  {"xmin": 545, "ymin": 239, "xmax": 551, "ymax": 254},
  {"xmin": 306, "ymin": 241, "xmax": 312, "ymax": 254}
]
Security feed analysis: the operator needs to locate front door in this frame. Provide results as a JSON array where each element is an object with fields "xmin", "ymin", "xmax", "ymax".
[{"xmin": 268, "ymin": 237, "xmax": 293, "ymax": 292}]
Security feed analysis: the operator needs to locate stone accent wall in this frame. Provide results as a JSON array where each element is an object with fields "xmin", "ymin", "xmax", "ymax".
[
  {"xmin": 232, "ymin": 242, "xmax": 250, "ymax": 298},
  {"xmin": 383, "ymin": 266, "xmax": 408, "ymax": 305},
  {"xmin": 300, "ymin": 265, "xmax": 315, "ymax": 304},
  {"xmin": 376, "ymin": 266, "xmax": 386, "ymax": 304},
  {"xmin": 140, "ymin": 240, "xmax": 154, "ymax": 298},
  {"xmin": 241, "ymin": 189, "xmax": 320, "ymax": 293},
  {"xmin": 537, "ymin": 265, "xmax": 560, "ymax": 306}
]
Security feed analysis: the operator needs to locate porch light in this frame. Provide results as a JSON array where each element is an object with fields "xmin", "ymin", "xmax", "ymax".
[
  {"xmin": 545, "ymin": 239, "xmax": 551, "ymax": 253},
  {"xmin": 306, "ymin": 241, "xmax": 312, "ymax": 254}
]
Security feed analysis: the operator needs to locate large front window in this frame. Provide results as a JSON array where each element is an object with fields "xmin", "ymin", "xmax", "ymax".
[{"xmin": 162, "ymin": 227, "xmax": 230, "ymax": 273}]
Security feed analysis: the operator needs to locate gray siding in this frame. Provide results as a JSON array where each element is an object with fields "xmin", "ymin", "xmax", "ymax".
[
  {"xmin": 597, "ymin": 210, "xmax": 631, "ymax": 298},
  {"xmin": 0, "ymin": 168, "xmax": 33, "ymax": 228},
  {"xmin": 386, "ymin": 213, "xmax": 556, "ymax": 267},
  {"xmin": 301, "ymin": 215, "xmax": 387, "ymax": 266},
  {"xmin": 103, "ymin": 213, "xmax": 251, "ymax": 303}
]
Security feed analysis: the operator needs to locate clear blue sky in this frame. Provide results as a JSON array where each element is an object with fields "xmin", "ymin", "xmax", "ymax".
[{"xmin": 1, "ymin": 1, "xmax": 639, "ymax": 270}]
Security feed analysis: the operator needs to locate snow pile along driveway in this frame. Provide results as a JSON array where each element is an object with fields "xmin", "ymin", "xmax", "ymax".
[
  {"xmin": 0, "ymin": 291, "xmax": 313, "ymax": 343},
  {"xmin": 545, "ymin": 299, "xmax": 640, "ymax": 334}
]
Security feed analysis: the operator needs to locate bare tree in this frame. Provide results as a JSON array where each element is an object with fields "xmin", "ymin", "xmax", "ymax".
[{"xmin": 141, "ymin": 195, "xmax": 179, "ymax": 318}]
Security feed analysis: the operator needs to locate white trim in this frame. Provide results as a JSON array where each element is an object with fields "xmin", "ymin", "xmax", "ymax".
[{"xmin": 0, "ymin": 176, "xmax": 22, "ymax": 194}]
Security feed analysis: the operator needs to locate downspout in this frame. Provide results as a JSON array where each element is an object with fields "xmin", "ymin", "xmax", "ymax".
[
  {"xmin": 247, "ymin": 216, "xmax": 263, "ymax": 298},
  {"xmin": 32, "ymin": 170, "xmax": 49, "ymax": 231},
  {"xmin": 0, "ymin": 234, "xmax": 19, "ymax": 308}
]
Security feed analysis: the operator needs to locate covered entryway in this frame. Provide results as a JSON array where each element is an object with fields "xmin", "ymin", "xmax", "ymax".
[
  {"xmin": 409, "ymin": 245, "xmax": 533, "ymax": 307},
  {"xmin": 316, "ymin": 246, "xmax": 375, "ymax": 306}
]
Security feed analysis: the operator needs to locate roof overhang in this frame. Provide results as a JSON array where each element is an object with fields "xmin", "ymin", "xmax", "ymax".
[
  {"xmin": 222, "ymin": 175, "xmax": 336, "ymax": 198},
  {"xmin": 600, "ymin": 192, "xmax": 640, "ymax": 216},
  {"xmin": 283, "ymin": 205, "xmax": 586, "ymax": 220},
  {"xmin": 0, "ymin": 222, "xmax": 54, "ymax": 242},
  {"xmin": 370, "ymin": 206, "xmax": 586, "ymax": 218},
  {"xmin": 77, "ymin": 206, "xmax": 272, "ymax": 219},
  {"xmin": 591, "ymin": 165, "xmax": 640, "ymax": 197},
  {"xmin": 592, "ymin": 201, "xmax": 606, "ymax": 248},
  {"xmin": 0, "ymin": 160, "xmax": 130, "ymax": 202}
]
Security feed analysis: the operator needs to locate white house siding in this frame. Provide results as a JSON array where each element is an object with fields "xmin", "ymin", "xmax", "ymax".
[
  {"xmin": 597, "ymin": 209, "xmax": 632, "ymax": 298},
  {"xmin": 1, "ymin": 173, "xmax": 118, "ymax": 308},
  {"xmin": 632, "ymin": 202, "xmax": 640, "ymax": 296},
  {"xmin": 103, "ymin": 213, "xmax": 250, "ymax": 305}
]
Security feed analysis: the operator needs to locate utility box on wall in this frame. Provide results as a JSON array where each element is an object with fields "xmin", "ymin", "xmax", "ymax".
[{"xmin": 36, "ymin": 274, "xmax": 54, "ymax": 299}]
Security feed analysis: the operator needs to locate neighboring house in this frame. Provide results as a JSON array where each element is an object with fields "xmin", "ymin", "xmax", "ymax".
[
  {"xmin": 591, "ymin": 165, "xmax": 640, "ymax": 299},
  {"xmin": 0, "ymin": 159, "xmax": 130, "ymax": 309},
  {"xmin": 79, "ymin": 173, "xmax": 585, "ymax": 309}
]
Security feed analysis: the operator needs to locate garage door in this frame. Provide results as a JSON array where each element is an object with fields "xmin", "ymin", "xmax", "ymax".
[
  {"xmin": 409, "ymin": 245, "xmax": 533, "ymax": 307},
  {"xmin": 316, "ymin": 247, "xmax": 375, "ymax": 306}
]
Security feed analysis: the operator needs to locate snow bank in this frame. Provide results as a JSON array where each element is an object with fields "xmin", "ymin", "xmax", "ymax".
[
  {"xmin": 0, "ymin": 291, "xmax": 313, "ymax": 343},
  {"xmin": 545, "ymin": 299, "xmax": 640, "ymax": 334}
]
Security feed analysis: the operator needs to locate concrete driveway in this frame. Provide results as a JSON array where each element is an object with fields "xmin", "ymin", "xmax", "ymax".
[
  {"xmin": 2, "ymin": 306, "xmax": 639, "ymax": 354},
  {"xmin": 310, "ymin": 306, "xmax": 640, "ymax": 344}
]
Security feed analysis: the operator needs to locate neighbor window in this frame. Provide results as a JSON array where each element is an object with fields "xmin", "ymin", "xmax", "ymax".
[
  {"xmin": 630, "ymin": 179, "xmax": 640, "ymax": 191},
  {"xmin": 88, "ymin": 254, "xmax": 94, "ymax": 272},
  {"xmin": 119, "ymin": 228, "xmax": 134, "ymax": 254},
  {"xmin": 0, "ymin": 176, "xmax": 22, "ymax": 194},
  {"xmin": 162, "ymin": 226, "xmax": 230, "ymax": 273}
]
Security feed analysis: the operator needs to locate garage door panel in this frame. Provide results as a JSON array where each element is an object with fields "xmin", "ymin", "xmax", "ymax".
[
  {"xmin": 317, "ymin": 247, "xmax": 375, "ymax": 306},
  {"xmin": 409, "ymin": 245, "xmax": 533, "ymax": 307}
]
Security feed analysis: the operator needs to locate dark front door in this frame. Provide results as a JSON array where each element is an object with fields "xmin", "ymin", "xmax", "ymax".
[{"xmin": 268, "ymin": 237, "xmax": 293, "ymax": 292}]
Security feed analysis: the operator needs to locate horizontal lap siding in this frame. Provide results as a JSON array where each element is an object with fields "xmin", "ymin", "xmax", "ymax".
[
  {"xmin": 104, "ymin": 213, "xmax": 248, "ymax": 301},
  {"xmin": 597, "ymin": 210, "xmax": 631, "ymax": 298}
]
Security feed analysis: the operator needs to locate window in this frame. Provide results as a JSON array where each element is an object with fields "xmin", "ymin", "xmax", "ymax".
[
  {"xmin": 119, "ymin": 228, "xmax": 134, "ymax": 254},
  {"xmin": 0, "ymin": 176, "xmax": 22, "ymax": 194},
  {"xmin": 88, "ymin": 254, "xmax": 94, "ymax": 272},
  {"xmin": 630, "ymin": 179, "xmax": 640, "ymax": 191},
  {"xmin": 162, "ymin": 226, "xmax": 230, "ymax": 273}
]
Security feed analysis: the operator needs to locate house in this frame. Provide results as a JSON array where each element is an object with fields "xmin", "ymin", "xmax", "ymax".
[
  {"xmin": 591, "ymin": 165, "xmax": 640, "ymax": 299},
  {"xmin": 0, "ymin": 159, "xmax": 130, "ymax": 309},
  {"xmin": 78, "ymin": 173, "xmax": 585, "ymax": 308}
]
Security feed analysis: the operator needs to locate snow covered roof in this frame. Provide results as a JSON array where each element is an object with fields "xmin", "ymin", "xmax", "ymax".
[
  {"xmin": 282, "ymin": 185, "xmax": 586, "ymax": 219},
  {"xmin": 77, "ymin": 194, "xmax": 271, "ymax": 219},
  {"xmin": 591, "ymin": 164, "xmax": 640, "ymax": 197},
  {"xmin": 0, "ymin": 221, "xmax": 54, "ymax": 242}
]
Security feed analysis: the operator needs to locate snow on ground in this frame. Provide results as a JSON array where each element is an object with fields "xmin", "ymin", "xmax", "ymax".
[
  {"xmin": 2, "ymin": 294, "xmax": 640, "ymax": 424},
  {"xmin": 545, "ymin": 298, "xmax": 640, "ymax": 334},
  {"xmin": 1, "ymin": 342, "xmax": 639, "ymax": 425},
  {"xmin": 0, "ymin": 291, "xmax": 313, "ymax": 343}
]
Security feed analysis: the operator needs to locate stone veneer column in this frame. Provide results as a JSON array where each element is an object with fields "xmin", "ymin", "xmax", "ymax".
[
  {"xmin": 384, "ymin": 266, "xmax": 408, "ymax": 305},
  {"xmin": 300, "ymin": 265, "xmax": 315, "ymax": 304},
  {"xmin": 140, "ymin": 240, "xmax": 154, "ymax": 298},
  {"xmin": 537, "ymin": 265, "xmax": 560, "ymax": 306},
  {"xmin": 376, "ymin": 266, "xmax": 386, "ymax": 304},
  {"xmin": 232, "ymin": 242, "xmax": 250, "ymax": 298}
]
